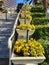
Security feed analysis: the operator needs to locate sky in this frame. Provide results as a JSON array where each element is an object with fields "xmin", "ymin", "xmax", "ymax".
[
  {"xmin": 16, "ymin": 0, "xmax": 34, "ymax": 5},
  {"xmin": 17, "ymin": 0, "xmax": 24, "ymax": 5}
]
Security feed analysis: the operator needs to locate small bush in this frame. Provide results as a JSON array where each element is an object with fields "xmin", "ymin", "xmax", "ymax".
[
  {"xmin": 31, "ymin": 13, "xmax": 46, "ymax": 18},
  {"xmin": 38, "ymin": 38, "xmax": 49, "ymax": 64},
  {"xmin": 30, "ymin": 5, "xmax": 44, "ymax": 13},
  {"xmin": 31, "ymin": 18, "xmax": 49, "ymax": 25},
  {"xmin": 39, "ymin": 61, "xmax": 49, "ymax": 65},
  {"xmin": 31, "ymin": 26, "xmax": 49, "ymax": 40}
]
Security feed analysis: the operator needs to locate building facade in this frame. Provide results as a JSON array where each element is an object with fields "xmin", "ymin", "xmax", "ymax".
[{"xmin": 3, "ymin": 0, "xmax": 16, "ymax": 8}]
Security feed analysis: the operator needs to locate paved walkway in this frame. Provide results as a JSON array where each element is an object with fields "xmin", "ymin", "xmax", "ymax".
[{"xmin": 0, "ymin": 13, "xmax": 17, "ymax": 65}]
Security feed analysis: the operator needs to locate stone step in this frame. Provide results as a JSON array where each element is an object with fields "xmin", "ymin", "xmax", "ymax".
[
  {"xmin": 0, "ymin": 24, "xmax": 14, "ymax": 28},
  {"xmin": 0, "ymin": 40, "xmax": 8, "ymax": 42},
  {"xmin": 0, "ymin": 36, "xmax": 10, "ymax": 41},
  {"xmin": 0, "ymin": 42, "xmax": 8, "ymax": 48},
  {"xmin": 0, "ymin": 29, "xmax": 12, "ymax": 34},
  {"xmin": 0, "ymin": 58, "xmax": 9, "ymax": 65},
  {"xmin": 0, "ymin": 31, "xmax": 12, "ymax": 34},
  {"xmin": 0, "ymin": 34, "xmax": 11, "ymax": 36},
  {"xmin": 0, "ymin": 35, "xmax": 10, "ymax": 38},
  {"xmin": 0, "ymin": 48, "xmax": 9, "ymax": 58},
  {"xmin": 0, "ymin": 28, "xmax": 12, "ymax": 31}
]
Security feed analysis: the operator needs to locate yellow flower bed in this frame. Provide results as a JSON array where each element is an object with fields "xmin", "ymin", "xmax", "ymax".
[
  {"xmin": 21, "ymin": 11, "xmax": 31, "ymax": 15},
  {"xmin": 17, "ymin": 24, "xmax": 35, "ymax": 30},
  {"xmin": 20, "ymin": 11, "xmax": 32, "ymax": 20},
  {"xmin": 13, "ymin": 38, "xmax": 45, "ymax": 57},
  {"xmin": 20, "ymin": 15, "xmax": 32, "ymax": 20},
  {"xmin": 22, "ymin": 5, "xmax": 31, "ymax": 11}
]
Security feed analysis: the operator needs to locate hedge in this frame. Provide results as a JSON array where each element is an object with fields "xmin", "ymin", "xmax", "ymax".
[
  {"xmin": 30, "ymin": 5, "xmax": 44, "ymax": 13},
  {"xmin": 31, "ymin": 18, "xmax": 49, "ymax": 25},
  {"xmin": 38, "ymin": 38, "xmax": 49, "ymax": 65},
  {"xmin": 30, "ymin": 25, "xmax": 49, "ymax": 40},
  {"xmin": 31, "ymin": 13, "xmax": 46, "ymax": 18}
]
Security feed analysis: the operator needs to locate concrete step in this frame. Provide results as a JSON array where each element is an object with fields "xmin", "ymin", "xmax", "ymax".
[
  {"xmin": 0, "ymin": 24, "xmax": 14, "ymax": 28},
  {"xmin": 0, "ymin": 58, "xmax": 9, "ymax": 65},
  {"xmin": 0, "ymin": 27, "xmax": 11, "ymax": 31},
  {"xmin": 0, "ymin": 36, "xmax": 10, "ymax": 42},
  {"xmin": 0, "ymin": 29, "xmax": 12, "ymax": 34},
  {"xmin": 0, "ymin": 33, "xmax": 11, "ymax": 36},
  {"xmin": 0, "ymin": 48, "xmax": 9, "ymax": 58},
  {"xmin": 0, "ymin": 42, "xmax": 8, "ymax": 48}
]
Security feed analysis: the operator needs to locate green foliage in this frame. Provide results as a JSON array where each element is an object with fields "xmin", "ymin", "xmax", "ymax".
[
  {"xmin": 38, "ymin": 38, "xmax": 49, "ymax": 64},
  {"xmin": 30, "ymin": 5, "xmax": 44, "ymax": 13},
  {"xmin": 0, "ymin": 1, "xmax": 3, "ymax": 6},
  {"xmin": 31, "ymin": 18, "xmax": 49, "ymax": 25},
  {"xmin": 31, "ymin": 25, "xmax": 49, "ymax": 40},
  {"xmin": 2, "ymin": 9, "xmax": 7, "ymax": 13},
  {"xmin": 40, "ymin": 61, "xmax": 49, "ymax": 65},
  {"xmin": 31, "ymin": 13, "xmax": 46, "ymax": 18},
  {"xmin": 30, "ymin": 5, "xmax": 49, "ymax": 65}
]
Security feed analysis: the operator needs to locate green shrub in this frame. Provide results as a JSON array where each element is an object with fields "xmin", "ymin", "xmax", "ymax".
[
  {"xmin": 31, "ymin": 18, "xmax": 49, "ymax": 25},
  {"xmin": 39, "ymin": 61, "xmax": 49, "ymax": 65},
  {"xmin": 30, "ymin": 25, "xmax": 49, "ymax": 40},
  {"xmin": 31, "ymin": 13, "xmax": 46, "ymax": 18},
  {"xmin": 0, "ymin": 1, "xmax": 3, "ymax": 7},
  {"xmin": 38, "ymin": 38, "xmax": 49, "ymax": 64},
  {"xmin": 2, "ymin": 9, "xmax": 7, "ymax": 13},
  {"xmin": 30, "ymin": 5, "xmax": 44, "ymax": 13}
]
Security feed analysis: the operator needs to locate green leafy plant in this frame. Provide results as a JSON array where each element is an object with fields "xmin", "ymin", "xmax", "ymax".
[
  {"xmin": 31, "ymin": 18, "xmax": 49, "ymax": 25},
  {"xmin": 30, "ymin": 5, "xmax": 44, "ymax": 13},
  {"xmin": 38, "ymin": 38, "xmax": 49, "ymax": 64},
  {"xmin": 0, "ymin": 1, "xmax": 3, "ymax": 7},
  {"xmin": 31, "ymin": 25, "xmax": 49, "ymax": 40},
  {"xmin": 31, "ymin": 13, "xmax": 46, "ymax": 18},
  {"xmin": 39, "ymin": 61, "xmax": 48, "ymax": 65}
]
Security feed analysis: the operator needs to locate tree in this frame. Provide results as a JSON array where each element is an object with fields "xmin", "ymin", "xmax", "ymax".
[
  {"xmin": 43, "ymin": 0, "xmax": 48, "ymax": 13},
  {"xmin": 0, "ymin": 0, "xmax": 3, "ymax": 7}
]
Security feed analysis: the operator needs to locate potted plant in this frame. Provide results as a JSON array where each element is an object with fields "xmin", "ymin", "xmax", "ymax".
[
  {"xmin": 19, "ymin": 14, "xmax": 32, "ymax": 24},
  {"xmin": 16, "ymin": 24, "xmax": 35, "ymax": 36},
  {"xmin": 22, "ymin": 5, "xmax": 31, "ymax": 11},
  {"xmin": 11, "ymin": 38, "xmax": 45, "ymax": 65}
]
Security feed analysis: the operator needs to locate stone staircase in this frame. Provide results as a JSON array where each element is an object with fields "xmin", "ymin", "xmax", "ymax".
[{"xmin": 0, "ymin": 13, "xmax": 17, "ymax": 65}]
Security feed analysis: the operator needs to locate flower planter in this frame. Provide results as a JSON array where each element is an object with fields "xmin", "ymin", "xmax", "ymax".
[
  {"xmin": 16, "ymin": 29, "xmax": 26, "ymax": 36},
  {"xmin": 10, "ymin": 53, "xmax": 45, "ymax": 65},
  {"xmin": 29, "ymin": 29, "xmax": 35, "ymax": 36},
  {"xmin": 19, "ymin": 19, "xmax": 31, "ymax": 24},
  {"xmin": 8, "ymin": 9, "xmax": 45, "ymax": 65},
  {"xmin": 16, "ymin": 29, "xmax": 35, "ymax": 36}
]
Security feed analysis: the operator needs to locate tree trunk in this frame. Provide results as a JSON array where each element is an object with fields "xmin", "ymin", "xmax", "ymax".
[
  {"xmin": 34, "ymin": 0, "xmax": 38, "ymax": 5},
  {"xmin": 43, "ymin": 0, "xmax": 48, "ymax": 13}
]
